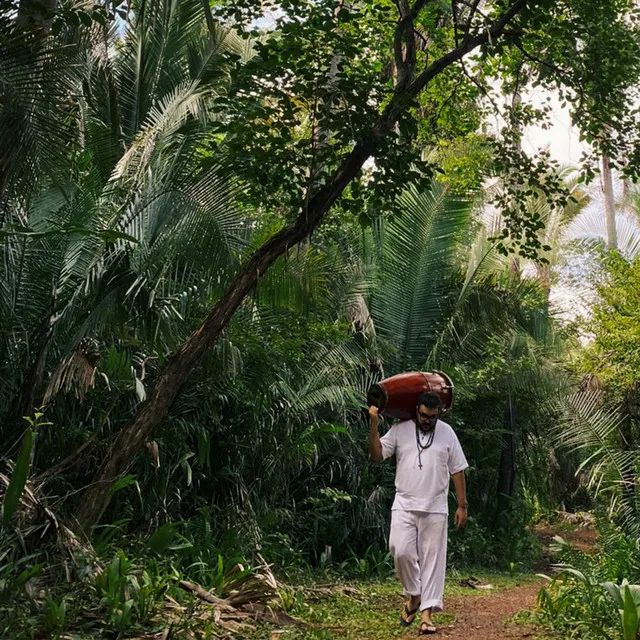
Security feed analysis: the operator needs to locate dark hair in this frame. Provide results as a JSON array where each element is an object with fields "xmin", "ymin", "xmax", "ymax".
[{"xmin": 417, "ymin": 392, "xmax": 443, "ymax": 410}]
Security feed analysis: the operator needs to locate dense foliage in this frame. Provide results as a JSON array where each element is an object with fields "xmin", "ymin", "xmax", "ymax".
[{"xmin": 3, "ymin": 0, "xmax": 640, "ymax": 636}]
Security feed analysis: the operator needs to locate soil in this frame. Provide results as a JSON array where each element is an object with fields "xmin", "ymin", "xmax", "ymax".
[
  {"xmin": 534, "ymin": 522, "xmax": 599, "ymax": 554},
  {"xmin": 428, "ymin": 583, "xmax": 543, "ymax": 639}
]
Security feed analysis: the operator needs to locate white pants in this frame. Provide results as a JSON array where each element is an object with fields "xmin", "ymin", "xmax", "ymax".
[{"xmin": 388, "ymin": 510, "xmax": 448, "ymax": 612}]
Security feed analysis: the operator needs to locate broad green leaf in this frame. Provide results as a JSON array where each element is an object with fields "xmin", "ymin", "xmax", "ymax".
[
  {"xmin": 2, "ymin": 428, "xmax": 35, "ymax": 524},
  {"xmin": 148, "ymin": 523, "xmax": 176, "ymax": 554},
  {"xmin": 108, "ymin": 474, "xmax": 137, "ymax": 496},
  {"xmin": 622, "ymin": 585, "xmax": 639, "ymax": 640},
  {"xmin": 602, "ymin": 581, "xmax": 625, "ymax": 609}
]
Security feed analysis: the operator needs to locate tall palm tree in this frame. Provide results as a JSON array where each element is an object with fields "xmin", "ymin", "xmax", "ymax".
[
  {"xmin": 1, "ymin": 0, "xmax": 249, "ymax": 437},
  {"xmin": 569, "ymin": 204, "xmax": 640, "ymax": 261}
]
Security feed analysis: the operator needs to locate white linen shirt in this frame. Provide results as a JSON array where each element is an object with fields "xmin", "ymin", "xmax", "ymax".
[{"xmin": 380, "ymin": 419, "xmax": 468, "ymax": 514}]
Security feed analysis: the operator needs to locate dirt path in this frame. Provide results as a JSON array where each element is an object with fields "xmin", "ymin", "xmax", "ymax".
[{"xmin": 422, "ymin": 583, "xmax": 543, "ymax": 639}]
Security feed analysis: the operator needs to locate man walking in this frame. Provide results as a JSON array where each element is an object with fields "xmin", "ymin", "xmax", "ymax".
[{"xmin": 369, "ymin": 391, "xmax": 468, "ymax": 635}]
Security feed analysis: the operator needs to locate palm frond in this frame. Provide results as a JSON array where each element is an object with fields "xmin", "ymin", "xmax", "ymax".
[
  {"xmin": 567, "ymin": 208, "xmax": 640, "ymax": 260},
  {"xmin": 372, "ymin": 180, "xmax": 472, "ymax": 372},
  {"xmin": 116, "ymin": 0, "xmax": 238, "ymax": 139},
  {"xmin": 0, "ymin": 33, "xmax": 83, "ymax": 206},
  {"xmin": 555, "ymin": 391, "xmax": 636, "ymax": 506}
]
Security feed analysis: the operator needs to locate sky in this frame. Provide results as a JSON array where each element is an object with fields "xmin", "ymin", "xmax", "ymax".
[
  {"xmin": 518, "ymin": 89, "xmax": 640, "ymax": 326},
  {"xmin": 516, "ymin": 90, "xmax": 602, "ymax": 325},
  {"xmin": 520, "ymin": 88, "xmax": 586, "ymax": 166}
]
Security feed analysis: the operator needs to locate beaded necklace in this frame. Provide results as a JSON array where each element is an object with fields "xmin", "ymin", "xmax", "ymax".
[{"xmin": 415, "ymin": 422, "xmax": 436, "ymax": 470}]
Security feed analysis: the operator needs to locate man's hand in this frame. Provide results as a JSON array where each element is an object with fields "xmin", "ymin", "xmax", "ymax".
[
  {"xmin": 451, "ymin": 471, "xmax": 467, "ymax": 529},
  {"xmin": 454, "ymin": 506, "xmax": 468, "ymax": 530},
  {"xmin": 368, "ymin": 405, "xmax": 383, "ymax": 461}
]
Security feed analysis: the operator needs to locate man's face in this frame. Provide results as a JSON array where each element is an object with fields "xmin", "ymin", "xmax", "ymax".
[{"xmin": 416, "ymin": 404, "xmax": 439, "ymax": 430}]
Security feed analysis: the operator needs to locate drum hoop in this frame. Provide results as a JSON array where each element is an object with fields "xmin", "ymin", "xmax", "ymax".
[
  {"xmin": 432, "ymin": 370, "xmax": 455, "ymax": 413},
  {"xmin": 367, "ymin": 382, "xmax": 389, "ymax": 412}
]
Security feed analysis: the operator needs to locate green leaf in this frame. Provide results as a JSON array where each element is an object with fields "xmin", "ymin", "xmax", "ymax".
[
  {"xmin": 319, "ymin": 424, "xmax": 350, "ymax": 436},
  {"xmin": 2, "ymin": 428, "xmax": 35, "ymax": 524},
  {"xmin": 148, "ymin": 523, "xmax": 176, "ymax": 554},
  {"xmin": 108, "ymin": 474, "xmax": 137, "ymax": 496},
  {"xmin": 622, "ymin": 585, "xmax": 639, "ymax": 640},
  {"xmin": 15, "ymin": 563, "xmax": 42, "ymax": 589},
  {"xmin": 602, "ymin": 581, "xmax": 625, "ymax": 609},
  {"xmin": 182, "ymin": 458, "xmax": 193, "ymax": 487}
]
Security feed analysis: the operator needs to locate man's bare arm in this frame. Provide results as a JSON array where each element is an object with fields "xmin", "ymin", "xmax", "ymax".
[
  {"xmin": 368, "ymin": 406, "xmax": 383, "ymax": 461},
  {"xmin": 451, "ymin": 470, "xmax": 468, "ymax": 529}
]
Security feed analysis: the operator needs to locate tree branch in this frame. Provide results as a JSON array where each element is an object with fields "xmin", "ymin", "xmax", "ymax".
[
  {"xmin": 394, "ymin": 0, "xmax": 430, "ymax": 89},
  {"xmin": 452, "ymin": 0, "xmax": 460, "ymax": 47},
  {"xmin": 379, "ymin": 0, "xmax": 528, "ymax": 130},
  {"xmin": 458, "ymin": 0, "xmax": 486, "ymax": 34},
  {"xmin": 201, "ymin": 0, "xmax": 217, "ymax": 41},
  {"xmin": 74, "ymin": 0, "xmax": 530, "ymax": 533}
]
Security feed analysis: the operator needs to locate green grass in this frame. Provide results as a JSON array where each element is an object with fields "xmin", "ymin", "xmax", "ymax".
[{"xmin": 246, "ymin": 571, "xmax": 543, "ymax": 640}]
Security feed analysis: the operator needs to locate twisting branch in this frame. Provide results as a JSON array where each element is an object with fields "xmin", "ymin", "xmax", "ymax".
[
  {"xmin": 459, "ymin": 58, "xmax": 502, "ymax": 126},
  {"xmin": 428, "ymin": 76, "xmax": 466, "ymax": 129},
  {"xmin": 509, "ymin": 38, "xmax": 605, "ymax": 128},
  {"xmin": 394, "ymin": 0, "xmax": 430, "ymax": 89},
  {"xmin": 381, "ymin": 0, "xmax": 529, "ymax": 129},
  {"xmin": 458, "ymin": 0, "xmax": 485, "ymax": 34},
  {"xmin": 74, "ymin": 0, "xmax": 531, "ymax": 533},
  {"xmin": 511, "ymin": 39, "xmax": 572, "ymax": 87}
]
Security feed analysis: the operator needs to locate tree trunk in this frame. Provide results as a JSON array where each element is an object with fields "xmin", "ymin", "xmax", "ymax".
[
  {"xmin": 602, "ymin": 155, "xmax": 618, "ymax": 250},
  {"xmin": 536, "ymin": 261, "xmax": 552, "ymax": 306},
  {"xmin": 496, "ymin": 397, "xmax": 517, "ymax": 527},
  {"xmin": 73, "ymin": 0, "xmax": 530, "ymax": 533}
]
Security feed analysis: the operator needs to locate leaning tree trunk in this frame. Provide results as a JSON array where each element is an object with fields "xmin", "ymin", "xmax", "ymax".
[{"xmin": 73, "ymin": 0, "xmax": 529, "ymax": 533}]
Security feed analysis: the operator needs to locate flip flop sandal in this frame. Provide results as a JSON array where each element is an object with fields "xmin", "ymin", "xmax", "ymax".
[
  {"xmin": 418, "ymin": 621, "xmax": 437, "ymax": 635},
  {"xmin": 399, "ymin": 603, "xmax": 420, "ymax": 626}
]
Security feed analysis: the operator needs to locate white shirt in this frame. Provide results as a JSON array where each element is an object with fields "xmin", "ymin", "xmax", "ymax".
[{"xmin": 380, "ymin": 419, "xmax": 468, "ymax": 514}]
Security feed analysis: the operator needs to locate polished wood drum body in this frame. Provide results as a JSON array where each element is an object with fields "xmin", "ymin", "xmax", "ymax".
[{"xmin": 366, "ymin": 371, "xmax": 454, "ymax": 420}]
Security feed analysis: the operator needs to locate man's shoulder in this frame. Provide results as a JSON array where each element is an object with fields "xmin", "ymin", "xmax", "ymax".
[{"xmin": 436, "ymin": 420, "xmax": 458, "ymax": 438}]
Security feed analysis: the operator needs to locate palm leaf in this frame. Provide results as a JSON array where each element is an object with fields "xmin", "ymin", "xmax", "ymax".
[
  {"xmin": 372, "ymin": 180, "xmax": 472, "ymax": 372},
  {"xmin": 0, "ymin": 32, "xmax": 83, "ymax": 205},
  {"xmin": 567, "ymin": 208, "xmax": 640, "ymax": 260},
  {"xmin": 555, "ymin": 391, "xmax": 637, "ymax": 512}
]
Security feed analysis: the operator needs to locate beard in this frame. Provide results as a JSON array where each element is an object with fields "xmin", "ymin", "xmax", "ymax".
[{"xmin": 417, "ymin": 421, "xmax": 436, "ymax": 434}]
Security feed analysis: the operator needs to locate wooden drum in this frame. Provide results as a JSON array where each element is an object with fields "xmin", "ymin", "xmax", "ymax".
[{"xmin": 367, "ymin": 371, "xmax": 454, "ymax": 420}]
